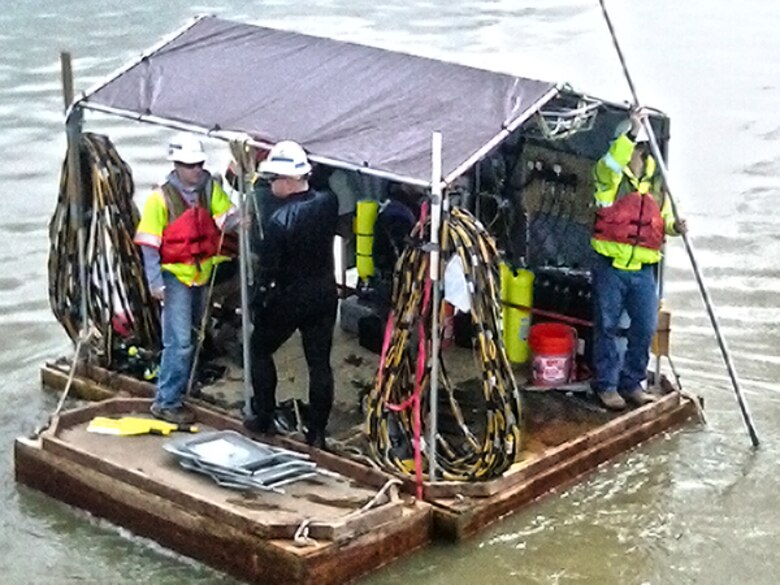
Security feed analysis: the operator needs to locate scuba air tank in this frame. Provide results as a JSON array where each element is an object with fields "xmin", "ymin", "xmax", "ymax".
[
  {"xmin": 355, "ymin": 199, "xmax": 378, "ymax": 282},
  {"xmin": 500, "ymin": 263, "xmax": 535, "ymax": 363}
]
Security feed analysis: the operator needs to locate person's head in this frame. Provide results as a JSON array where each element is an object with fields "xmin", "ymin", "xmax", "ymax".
[
  {"xmin": 388, "ymin": 182, "xmax": 422, "ymax": 216},
  {"xmin": 167, "ymin": 132, "xmax": 207, "ymax": 187},
  {"xmin": 629, "ymin": 136, "xmax": 651, "ymax": 176},
  {"xmin": 258, "ymin": 140, "xmax": 312, "ymax": 198},
  {"xmin": 615, "ymin": 115, "xmax": 651, "ymax": 175}
]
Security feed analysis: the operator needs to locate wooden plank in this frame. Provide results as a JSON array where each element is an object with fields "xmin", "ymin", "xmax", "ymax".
[
  {"xmin": 80, "ymin": 362, "xmax": 156, "ymax": 397},
  {"xmin": 305, "ymin": 505, "xmax": 432, "ymax": 584},
  {"xmin": 41, "ymin": 363, "xmax": 116, "ymax": 401},
  {"xmin": 431, "ymin": 398, "xmax": 697, "ymax": 541},
  {"xmin": 39, "ymin": 433, "xmax": 316, "ymax": 540},
  {"xmin": 15, "ymin": 437, "xmax": 307, "ymax": 585},
  {"xmin": 41, "ymin": 398, "xmax": 406, "ymax": 542},
  {"xmin": 416, "ymin": 391, "xmax": 681, "ymax": 499},
  {"xmin": 43, "ymin": 361, "xmax": 155, "ymax": 398},
  {"xmin": 15, "ymin": 438, "xmax": 431, "ymax": 585},
  {"xmin": 43, "ymin": 362, "xmax": 241, "ymax": 419},
  {"xmin": 42, "ymin": 364, "xmax": 697, "ymax": 521},
  {"xmin": 51, "ymin": 397, "xmax": 152, "ymax": 430},
  {"xmin": 43, "ymin": 389, "xmax": 401, "ymax": 496}
]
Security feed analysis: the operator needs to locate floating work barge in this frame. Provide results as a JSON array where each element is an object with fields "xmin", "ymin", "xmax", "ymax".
[
  {"xmin": 18, "ymin": 13, "xmax": 703, "ymax": 584},
  {"xmin": 15, "ymin": 397, "xmax": 432, "ymax": 585}
]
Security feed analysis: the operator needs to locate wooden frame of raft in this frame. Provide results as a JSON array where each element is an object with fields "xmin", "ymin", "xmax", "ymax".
[
  {"xmin": 15, "ymin": 397, "xmax": 432, "ymax": 585},
  {"xmin": 36, "ymin": 361, "xmax": 700, "ymax": 544}
]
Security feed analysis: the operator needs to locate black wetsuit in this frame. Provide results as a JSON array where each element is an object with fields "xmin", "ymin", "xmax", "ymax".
[{"xmin": 249, "ymin": 187, "xmax": 339, "ymax": 436}]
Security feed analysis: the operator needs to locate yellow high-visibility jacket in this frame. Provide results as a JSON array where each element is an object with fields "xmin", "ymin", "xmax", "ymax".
[
  {"xmin": 134, "ymin": 179, "xmax": 232, "ymax": 286},
  {"xmin": 591, "ymin": 134, "xmax": 678, "ymax": 271}
]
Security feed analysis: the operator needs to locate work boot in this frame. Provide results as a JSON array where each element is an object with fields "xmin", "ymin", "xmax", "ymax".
[
  {"xmin": 597, "ymin": 390, "xmax": 627, "ymax": 411},
  {"xmin": 623, "ymin": 388, "xmax": 658, "ymax": 406},
  {"xmin": 305, "ymin": 427, "xmax": 327, "ymax": 450},
  {"xmin": 150, "ymin": 403, "xmax": 196, "ymax": 425},
  {"xmin": 243, "ymin": 412, "xmax": 277, "ymax": 436}
]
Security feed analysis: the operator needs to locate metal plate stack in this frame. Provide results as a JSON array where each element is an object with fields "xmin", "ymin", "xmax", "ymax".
[{"xmin": 164, "ymin": 430, "xmax": 318, "ymax": 492}]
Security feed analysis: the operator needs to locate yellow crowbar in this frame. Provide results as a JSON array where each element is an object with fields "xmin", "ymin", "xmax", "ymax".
[{"xmin": 87, "ymin": 416, "xmax": 199, "ymax": 436}]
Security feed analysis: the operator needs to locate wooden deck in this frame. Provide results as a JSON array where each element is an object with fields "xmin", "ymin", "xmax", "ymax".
[
  {"xmin": 37, "ymin": 360, "xmax": 700, "ymax": 545},
  {"xmin": 426, "ymin": 391, "xmax": 697, "ymax": 540},
  {"xmin": 15, "ymin": 398, "xmax": 432, "ymax": 585}
]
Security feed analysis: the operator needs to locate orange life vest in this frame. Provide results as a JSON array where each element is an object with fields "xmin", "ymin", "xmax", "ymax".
[
  {"xmin": 592, "ymin": 191, "xmax": 665, "ymax": 251},
  {"xmin": 159, "ymin": 182, "xmax": 223, "ymax": 265}
]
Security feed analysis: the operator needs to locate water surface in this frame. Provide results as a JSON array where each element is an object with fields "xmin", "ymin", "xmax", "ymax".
[{"xmin": 1, "ymin": 1, "xmax": 778, "ymax": 583}]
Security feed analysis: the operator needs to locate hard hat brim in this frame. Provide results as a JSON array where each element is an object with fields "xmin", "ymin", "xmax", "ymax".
[
  {"xmin": 168, "ymin": 151, "xmax": 207, "ymax": 164},
  {"xmin": 258, "ymin": 159, "xmax": 312, "ymax": 177}
]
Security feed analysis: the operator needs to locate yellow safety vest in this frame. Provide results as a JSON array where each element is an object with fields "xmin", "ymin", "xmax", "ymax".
[
  {"xmin": 591, "ymin": 134, "xmax": 677, "ymax": 271},
  {"xmin": 135, "ymin": 179, "xmax": 233, "ymax": 286}
]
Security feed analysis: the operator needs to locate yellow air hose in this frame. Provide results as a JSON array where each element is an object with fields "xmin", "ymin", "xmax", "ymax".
[{"xmin": 365, "ymin": 205, "xmax": 522, "ymax": 481}]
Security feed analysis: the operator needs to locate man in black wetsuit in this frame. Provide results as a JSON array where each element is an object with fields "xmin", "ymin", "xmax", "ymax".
[{"xmin": 245, "ymin": 140, "xmax": 339, "ymax": 449}]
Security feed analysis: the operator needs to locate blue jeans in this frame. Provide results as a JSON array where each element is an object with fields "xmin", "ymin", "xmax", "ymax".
[
  {"xmin": 154, "ymin": 271, "xmax": 204, "ymax": 409},
  {"xmin": 592, "ymin": 254, "xmax": 658, "ymax": 394}
]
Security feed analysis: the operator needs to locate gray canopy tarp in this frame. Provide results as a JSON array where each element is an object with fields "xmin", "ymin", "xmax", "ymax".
[{"xmin": 81, "ymin": 15, "xmax": 557, "ymax": 185}]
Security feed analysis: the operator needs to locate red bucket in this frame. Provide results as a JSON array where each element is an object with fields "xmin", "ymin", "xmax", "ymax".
[{"xmin": 528, "ymin": 323, "xmax": 576, "ymax": 386}]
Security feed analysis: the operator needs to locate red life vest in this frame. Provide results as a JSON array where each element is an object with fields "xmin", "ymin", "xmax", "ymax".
[
  {"xmin": 592, "ymin": 191, "xmax": 665, "ymax": 251},
  {"xmin": 159, "ymin": 182, "xmax": 223, "ymax": 265}
]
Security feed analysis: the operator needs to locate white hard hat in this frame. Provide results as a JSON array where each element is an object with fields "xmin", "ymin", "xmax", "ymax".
[
  {"xmin": 258, "ymin": 140, "xmax": 312, "ymax": 177},
  {"xmin": 167, "ymin": 132, "xmax": 207, "ymax": 165}
]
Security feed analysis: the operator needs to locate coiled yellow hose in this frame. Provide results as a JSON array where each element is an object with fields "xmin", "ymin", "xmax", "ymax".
[{"xmin": 365, "ymin": 206, "xmax": 522, "ymax": 481}]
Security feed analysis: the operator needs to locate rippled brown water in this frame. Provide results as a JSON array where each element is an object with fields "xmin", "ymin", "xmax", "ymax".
[{"xmin": 1, "ymin": 1, "xmax": 778, "ymax": 583}]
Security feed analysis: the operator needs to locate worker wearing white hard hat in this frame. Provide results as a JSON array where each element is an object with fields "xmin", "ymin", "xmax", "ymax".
[
  {"xmin": 167, "ymin": 132, "xmax": 208, "ymax": 164},
  {"xmin": 246, "ymin": 140, "xmax": 339, "ymax": 449},
  {"xmin": 258, "ymin": 140, "xmax": 312, "ymax": 178},
  {"xmin": 135, "ymin": 132, "xmax": 237, "ymax": 424}
]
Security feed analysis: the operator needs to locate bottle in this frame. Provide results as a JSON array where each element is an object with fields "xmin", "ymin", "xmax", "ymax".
[{"xmin": 442, "ymin": 303, "xmax": 455, "ymax": 349}]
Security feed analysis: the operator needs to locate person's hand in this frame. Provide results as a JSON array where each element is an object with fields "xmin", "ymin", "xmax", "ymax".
[
  {"xmin": 252, "ymin": 282, "xmax": 277, "ymax": 311},
  {"xmin": 673, "ymin": 218, "xmax": 688, "ymax": 235},
  {"xmin": 629, "ymin": 108, "xmax": 647, "ymax": 136},
  {"xmin": 239, "ymin": 214, "xmax": 252, "ymax": 230},
  {"xmin": 150, "ymin": 286, "xmax": 165, "ymax": 301}
]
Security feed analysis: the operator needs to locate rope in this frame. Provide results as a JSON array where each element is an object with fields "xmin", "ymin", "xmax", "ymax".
[
  {"xmin": 343, "ymin": 478, "xmax": 402, "ymax": 519},
  {"xmin": 290, "ymin": 478, "xmax": 401, "ymax": 548},
  {"xmin": 31, "ymin": 329, "xmax": 95, "ymax": 439},
  {"xmin": 665, "ymin": 355, "xmax": 707, "ymax": 425},
  {"xmin": 292, "ymin": 518, "xmax": 316, "ymax": 547},
  {"xmin": 185, "ymin": 222, "xmax": 229, "ymax": 396},
  {"xmin": 48, "ymin": 133, "xmax": 160, "ymax": 361},
  {"xmin": 365, "ymin": 206, "xmax": 522, "ymax": 482}
]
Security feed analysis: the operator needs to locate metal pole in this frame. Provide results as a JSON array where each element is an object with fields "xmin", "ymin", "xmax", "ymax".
[
  {"xmin": 237, "ymin": 144, "xmax": 254, "ymax": 416},
  {"xmin": 654, "ymin": 257, "xmax": 665, "ymax": 389},
  {"xmin": 428, "ymin": 132, "xmax": 443, "ymax": 480},
  {"xmin": 62, "ymin": 52, "xmax": 89, "ymax": 339},
  {"xmin": 60, "ymin": 52, "xmax": 74, "ymax": 110},
  {"xmin": 597, "ymin": 0, "xmax": 760, "ymax": 447}
]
